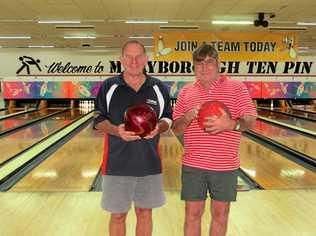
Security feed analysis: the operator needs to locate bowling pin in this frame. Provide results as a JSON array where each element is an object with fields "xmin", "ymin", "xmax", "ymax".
[
  {"xmin": 22, "ymin": 82, "xmax": 31, "ymax": 94},
  {"xmin": 159, "ymin": 48, "xmax": 172, "ymax": 56},
  {"xmin": 156, "ymin": 35, "xmax": 172, "ymax": 56},
  {"xmin": 296, "ymin": 82, "xmax": 304, "ymax": 96},
  {"xmin": 157, "ymin": 36, "xmax": 164, "ymax": 52},
  {"xmin": 170, "ymin": 82, "xmax": 178, "ymax": 97},
  {"xmin": 280, "ymin": 82, "xmax": 288, "ymax": 94},
  {"xmin": 289, "ymin": 47, "xmax": 297, "ymax": 59}
]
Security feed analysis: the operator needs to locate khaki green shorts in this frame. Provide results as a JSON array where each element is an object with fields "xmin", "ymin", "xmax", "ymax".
[{"xmin": 181, "ymin": 165, "xmax": 238, "ymax": 202}]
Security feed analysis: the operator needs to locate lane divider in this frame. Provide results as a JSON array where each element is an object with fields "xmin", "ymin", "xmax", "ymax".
[
  {"xmin": 259, "ymin": 115, "xmax": 316, "ymax": 136},
  {"xmin": 0, "ymin": 108, "xmax": 37, "ymax": 120}
]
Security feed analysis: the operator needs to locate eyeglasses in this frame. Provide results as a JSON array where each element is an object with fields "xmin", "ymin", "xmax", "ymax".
[{"xmin": 194, "ymin": 58, "xmax": 217, "ymax": 66}]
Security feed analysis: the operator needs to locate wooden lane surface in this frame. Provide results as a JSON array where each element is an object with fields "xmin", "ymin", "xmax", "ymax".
[
  {"xmin": 263, "ymin": 107, "xmax": 316, "ymax": 120},
  {"xmin": 0, "ymin": 109, "xmax": 84, "ymax": 166},
  {"xmin": 159, "ymin": 131, "xmax": 183, "ymax": 190},
  {"xmin": 161, "ymin": 130, "xmax": 316, "ymax": 190},
  {"xmin": 0, "ymin": 190, "xmax": 315, "ymax": 236},
  {"xmin": 11, "ymin": 124, "xmax": 316, "ymax": 191},
  {"xmin": 288, "ymin": 109, "xmax": 316, "ymax": 120},
  {"xmin": 10, "ymin": 123, "xmax": 104, "ymax": 192},
  {"xmin": 239, "ymin": 136, "xmax": 316, "ymax": 189},
  {"xmin": 251, "ymin": 120, "xmax": 316, "ymax": 160},
  {"xmin": 0, "ymin": 108, "xmax": 62, "ymax": 133}
]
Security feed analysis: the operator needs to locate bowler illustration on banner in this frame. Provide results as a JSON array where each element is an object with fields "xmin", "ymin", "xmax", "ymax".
[
  {"xmin": 156, "ymin": 35, "xmax": 172, "ymax": 56},
  {"xmin": 283, "ymin": 36, "xmax": 297, "ymax": 59}
]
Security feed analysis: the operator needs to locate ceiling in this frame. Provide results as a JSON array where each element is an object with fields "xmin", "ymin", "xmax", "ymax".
[{"xmin": 0, "ymin": 0, "xmax": 315, "ymax": 55}]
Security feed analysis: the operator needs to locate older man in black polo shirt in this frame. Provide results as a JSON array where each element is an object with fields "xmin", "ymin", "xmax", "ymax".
[{"xmin": 94, "ymin": 40, "xmax": 172, "ymax": 236}]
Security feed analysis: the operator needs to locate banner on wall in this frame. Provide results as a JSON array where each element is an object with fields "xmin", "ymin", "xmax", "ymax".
[
  {"xmin": 12, "ymin": 59, "xmax": 315, "ymax": 76},
  {"xmin": 3, "ymin": 80, "xmax": 316, "ymax": 99},
  {"xmin": 0, "ymin": 47, "xmax": 314, "ymax": 77},
  {"xmin": 153, "ymin": 32, "xmax": 298, "ymax": 61}
]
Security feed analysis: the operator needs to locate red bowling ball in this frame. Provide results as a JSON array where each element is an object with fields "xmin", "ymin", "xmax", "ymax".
[
  {"xmin": 197, "ymin": 100, "xmax": 230, "ymax": 129},
  {"xmin": 124, "ymin": 104, "xmax": 158, "ymax": 137}
]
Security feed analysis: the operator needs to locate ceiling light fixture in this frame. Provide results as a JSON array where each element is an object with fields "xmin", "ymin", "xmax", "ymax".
[
  {"xmin": 298, "ymin": 46, "xmax": 309, "ymax": 50},
  {"xmin": 28, "ymin": 45, "xmax": 55, "ymax": 48},
  {"xmin": 126, "ymin": 20, "xmax": 168, "ymax": 24},
  {"xmin": 56, "ymin": 25, "xmax": 95, "ymax": 29},
  {"xmin": 268, "ymin": 26, "xmax": 307, "ymax": 31},
  {"xmin": 0, "ymin": 36, "xmax": 31, "ymax": 39},
  {"xmin": 211, "ymin": 20, "xmax": 253, "ymax": 25},
  {"xmin": 297, "ymin": 22, "xmax": 316, "ymax": 26},
  {"xmin": 64, "ymin": 36, "xmax": 96, "ymax": 39},
  {"xmin": 38, "ymin": 20, "xmax": 81, "ymax": 24},
  {"xmin": 128, "ymin": 36, "xmax": 153, "ymax": 39},
  {"xmin": 160, "ymin": 25, "xmax": 200, "ymax": 29}
]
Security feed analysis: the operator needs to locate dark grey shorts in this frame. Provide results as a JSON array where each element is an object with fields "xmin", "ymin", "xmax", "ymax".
[
  {"xmin": 181, "ymin": 165, "xmax": 238, "ymax": 202},
  {"xmin": 101, "ymin": 174, "xmax": 165, "ymax": 213}
]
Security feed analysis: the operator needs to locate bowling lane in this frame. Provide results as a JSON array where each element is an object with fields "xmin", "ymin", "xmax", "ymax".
[
  {"xmin": 0, "ymin": 109, "xmax": 86, "ymax": 166},
  {"xmin": 159, "ymin": 131, "xmax": 183, "ymax": 190},
  {"xmin": 10, "ymin": 122, "xmax": 103, "ymax": 192},
  {"xmin": 293, "ymin": 106, "xmax": 316, "ymax": 113},
  {"xmin": 165, "ymin": 130, "xmax": 316, "ymax": 189},
  {"xmin": 239, "ymin": 136, "xmax": 316, "ymax": 189},
  {"xmin": 0, "ymin": 108, "xmax": 64, "ymax": 133},
  {"xmin": 10, "ymin": 128, "xmax": 250, "ymax": 192},
  {"xmin": 258, "ymin": 108, "xmax": 316, "ymax": 132},
  {"xmin": 251, "ymin": 120, "xmax": 316, "ymax": 160},
  {"xmin": 288, "ymin": 109, "xmax": 316, "ymax": 120},
  {"xmin": 260, "ymin": 107, "xmax": 316, "ymax": 120}
]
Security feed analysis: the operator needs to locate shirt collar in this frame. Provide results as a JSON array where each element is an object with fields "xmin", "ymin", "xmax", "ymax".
[
  {"xmin": 194, "ymin": 75, "xmax": 227, "ymax": 90},
  {"xmin": 117, "ymin": 72, "xmax": 154, "ymax": 88}
]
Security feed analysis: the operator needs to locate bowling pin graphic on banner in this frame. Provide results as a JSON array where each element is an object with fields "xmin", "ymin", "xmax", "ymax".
[
  {"xmin": 280, "ymin": 82, "xmax": 288, "ymax": 95},
  {"xmin": 156, "ymin": 35, "xmax": 172, "ymax": 56},
  {"xmin": 282, "ymin": 36, "xmax": 297, "ymax": 59},
  {"xmin": 22, "ymin": 82, "xmax": 31, "ymax": 95},
  {"xmin": 296, "ymin": 82, "xmax": 305, "ymax": 97},
  {"xmin": 79, "ymin": 84, "xmax": 91, "ymax": 97},
  {"xmin": 40, "ymin": 82, "xmax": 48, "ymax": 96},
  {"xmin": 73, "ymin": 82, "xmax": 91, "ymax": 97}
]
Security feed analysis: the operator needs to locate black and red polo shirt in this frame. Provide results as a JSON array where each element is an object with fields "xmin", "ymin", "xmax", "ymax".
[{"xmin": 94, "ymin": 73, "xmax": 172, "ymax": 177}]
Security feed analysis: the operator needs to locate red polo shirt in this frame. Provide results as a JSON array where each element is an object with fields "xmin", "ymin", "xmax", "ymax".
[{"xmin": 173, "ymin": 75, "xmax": 257, "ymax": 171}]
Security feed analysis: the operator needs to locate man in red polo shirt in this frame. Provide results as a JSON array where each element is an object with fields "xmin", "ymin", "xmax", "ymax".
[{"xmin": 172, "ymin": 44, "xmax": 257, "ymax": 236}]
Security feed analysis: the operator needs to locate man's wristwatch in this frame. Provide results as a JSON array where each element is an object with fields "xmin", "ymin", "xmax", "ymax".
[{"xmin": 234, "ymin": 120, "xmax": 241, "ymax": 131}]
